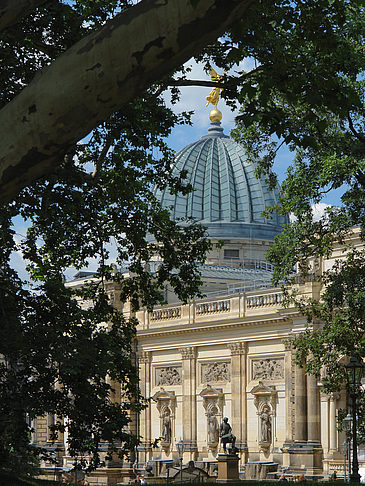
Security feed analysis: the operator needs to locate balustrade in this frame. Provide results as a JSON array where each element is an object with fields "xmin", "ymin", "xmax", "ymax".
[
  {"xmin": 246, "ymin": 292, "xmax": 283, "ymax": 308},
  {"xmin": 196, "ymin": 300, "xmax": 230, "ymax": 315},
  {"xmin": 150, "ymin": 307, "xmax": 181, "ymax": 321}
]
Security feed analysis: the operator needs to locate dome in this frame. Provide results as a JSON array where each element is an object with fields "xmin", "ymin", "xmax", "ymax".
[{"xmin": 155, "ymin": 121, "xmax": 288, "ymax": 241}]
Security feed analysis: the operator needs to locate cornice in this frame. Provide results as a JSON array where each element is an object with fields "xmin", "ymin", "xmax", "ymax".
[{"xmin": 136, "ymin": 314, "xmax": 291, "ymax": 339}]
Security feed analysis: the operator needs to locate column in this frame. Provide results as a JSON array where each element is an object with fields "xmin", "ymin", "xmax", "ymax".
[
  {"xmin": 307, "ymin": 373, "xmax": 320, "ymax": 443},
  {"xmin": 179, "ymin": 347, "xmax": 197, "ymax": 459},
  {"xmin": 282, "ymin": 338, "xmax": 294, "ymax": 445},
  {"xmin": 294, "ymin": 363, "xmax": 307, "ymax": 442},
  {"xmin": 329, "ymin": 394, "xmax": 338, "ymax": 452},
  {"xmin": 138, "ymin": 351, "xmax": 152, "ymax": 462},
  {"xmin": 227, "ymin": 342, "xmax": 247, "ymax": 454}
]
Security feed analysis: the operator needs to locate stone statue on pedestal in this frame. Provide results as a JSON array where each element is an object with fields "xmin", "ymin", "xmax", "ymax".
[
  {"xmin": 260, "ymin": 407, "xmax": 271, "ymax": 443},
  {"xmin": 219, "ymin": 417, "xmax": 236, "ymax": 453},
  {"xmin": 207, "ymin": 413, "xmax": 219, "ymax": 445},
  {"xmin": 162, "ymin": 410, "xmax": 171, "ymax": 443}
]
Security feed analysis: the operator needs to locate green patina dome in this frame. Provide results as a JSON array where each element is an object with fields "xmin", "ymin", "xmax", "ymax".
[{"xmin": 155, "ymin": 121, "xmax": 288, "ymax": 241}]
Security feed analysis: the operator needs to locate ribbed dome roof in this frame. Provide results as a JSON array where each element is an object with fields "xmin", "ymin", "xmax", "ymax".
[{"xmin": 155, "ymin": 121, "xmax": 288, "ymax": 241}]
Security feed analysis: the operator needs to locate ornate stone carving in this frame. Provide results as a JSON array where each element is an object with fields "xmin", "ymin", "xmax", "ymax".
[
  {"xmin": 227, "ymin": 342, "xmax": 247, "ymax": 355},
  {"xmin": 207, "ymin": 412, "xmax": 219, "ymax": 446},
  {"xmin": 252, "ymin": 358, "xmax": 284, "ymax": 380},
  {"xmin": 139, "ymin": 351, "xmax": 152, "ymax": 364},
  {"xmin": 152, "ymin": 388, "xmax": 176, "ymax": 451},
  {"xmin": 250, "ymin": 382, "xmax": 277, "ymax": 451},
  {"xmin": 201, "ymin": 361, "xmax": 230, "ymax": 383},
  {"xmin": 250, "ymin": 381, "xmax": 277, "ymax": 416},
  {"xmin": 260, "ymin": 405, "xmax": 272, "ymax": 444},
  {"xmin": 155, "ymin": 366, "xmax": 182, "ymax": 386},
  {"xmin": 281, "ymin": 338, "xmax": 293, "ymax": 351},
  {"xmin": 200, "ymin": 385, "xmax": 223, "ymax": 450},
  {"xmin": 161, "ymin": 409, "xmax": 171, "ymax": 443},
  {"xmin": 179, "ymin": 346, "xmax": 196, "ymax": 360}
]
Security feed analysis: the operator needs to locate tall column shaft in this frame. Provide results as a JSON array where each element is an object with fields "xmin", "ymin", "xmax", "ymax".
[
  {"xmin": 329, "ymin": 394, "xmax": 337, "ymax": 451},
  {"xmin": 294, "ymin": 364, "xmax": 307, "ymax": 442},
  {"xmin": 228, "ymin": 342, "xmax": 247, "ymax": 451},
  {"xmin": 180, "ymin": 347, "xmax": 197, "ymax": 457},
  {"xmin": 307, "ymin": 373, "xmax": 320, "ymax": 442},
  {"xmin": 282, "ymin": 338, "xmax": 293, "ymax": 444},
  {"xmin": 138, "ymin": 351, "xmax": 152, "ymax": 460}
]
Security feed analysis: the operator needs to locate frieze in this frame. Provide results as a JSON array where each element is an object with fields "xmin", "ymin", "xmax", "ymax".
[
  {"xmin": 252, "ymin": 358, "xmax": 284, "ymax": 381},
  {"xmin": 201, "ymin": 361, "xmax": 230, "ymax": 383},
  {"xmin": 155, "ymin": 366, "xmax": 182, "ymax": 386}
]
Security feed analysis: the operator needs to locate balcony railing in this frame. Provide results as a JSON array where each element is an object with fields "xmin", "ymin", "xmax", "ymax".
[{"xmin": 136, "ymin": 288, "xmax": 286, "ymax": 329}]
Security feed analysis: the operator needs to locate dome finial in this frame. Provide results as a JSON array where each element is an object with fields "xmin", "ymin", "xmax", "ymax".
[{"xmin": 206, "ymin": 66, "xmax": 224, "ymax": 122}]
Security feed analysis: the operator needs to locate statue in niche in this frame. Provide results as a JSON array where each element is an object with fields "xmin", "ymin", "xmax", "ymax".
[
  {"xmin": 161, "ymin": 410, "xmax": 171, "ymax": 443},
  {"xmin": 260, "ymin": 406, "xmax": 271, "ymax": 443},
  {"xmin": 207, "ymin": 412, "xmax": 219, "ymax": 444},
  {"xmin": 219, "ymin": 417, "xmax": 236, "ymax": 453}
]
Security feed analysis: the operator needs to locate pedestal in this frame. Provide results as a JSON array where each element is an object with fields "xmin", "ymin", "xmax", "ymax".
[{"xmin": 217, "ymin": 453, "xmax": 239, "ymax": 482}]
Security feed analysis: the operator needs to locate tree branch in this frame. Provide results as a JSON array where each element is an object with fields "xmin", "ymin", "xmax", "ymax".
[
  {"xmin": 0, "ymin": 0, "xmax": 255, "ymax": 203},
  {"xmin": 154, "ymin": 65, "xmax": 265, "ymax": 95},
  {"xmin": 348, "ymin": 112, "xmax": 365, "ymax": 142},
  {"xmin": 0, "ymin": 0, "xmax": 50, "ymax": 31}
]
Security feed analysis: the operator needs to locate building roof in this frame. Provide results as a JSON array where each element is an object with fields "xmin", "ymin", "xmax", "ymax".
[{"xmin": 155, "ymin": 120, "xmax": 288, "ymax": 241}]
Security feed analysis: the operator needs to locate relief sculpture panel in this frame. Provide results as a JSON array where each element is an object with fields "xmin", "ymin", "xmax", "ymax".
[
  {"xmin": 155, "ymin": 366, "xmax": 182, "ymax": 386},
  {"xmin": 252, "ymin": 358, "xmax": 284, "ymax": 380},
  {"xmin": 201, "ymin": 361, "xmax": 230, "ymax": 383}
]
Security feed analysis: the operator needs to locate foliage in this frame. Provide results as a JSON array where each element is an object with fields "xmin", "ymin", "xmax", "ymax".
[
  {"xmin": 2, "ymin": 0, "xmax": 365, "ymax": 474},
  {"xmin": 217, "ymin": 0, "xmax": 365, "ymax": 429},
  {"xmin": 0, "ymin": 0, "xmax": 210, "ymax": 474}
]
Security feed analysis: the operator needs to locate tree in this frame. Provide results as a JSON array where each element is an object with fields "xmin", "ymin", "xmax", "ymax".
[
  {"xmin": 0, "ymin": 0, "xmax": 221, "ymax": 474},
  {"xmin": 0, "ymin": 0, "xmax": 254, "ymax": 203},
  {"xmin": 1, "ymin": 0, "xmax": 365, "ymax": 476}
]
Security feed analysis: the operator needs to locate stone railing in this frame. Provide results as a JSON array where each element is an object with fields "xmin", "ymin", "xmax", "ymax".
[
  {"xmin": 140, "ymin": 288, "xmax": 285, "ymax": 328},
  {"xmin": 150, "ymin": 306, "xmax": 181, "ymax": 321},
  {"xmin": 196, "ymin": 300, "xmax": 230, "ymax": 315},
  {"xmin": 246, "ymin": 291, "xmax": 284, "ymax": 308}
]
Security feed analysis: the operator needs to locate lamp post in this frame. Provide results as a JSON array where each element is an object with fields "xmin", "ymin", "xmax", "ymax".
[
  {"xmin": 345, "ymin": 356, "xmax": 364, "ymax": 483},
  {"xmin": 176, "ymin": 439, "xmax": 184, "ymax": 484},
  {"xmin": 344, "ymin": 413, "xmax": 353, "ymax": 483}
]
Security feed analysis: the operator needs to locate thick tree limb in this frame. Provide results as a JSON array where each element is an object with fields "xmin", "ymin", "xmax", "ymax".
[
  {"xmin": 0, "ymin": 0, "xmax": 50, "ymax": 31},
  {"xmin": 0, "ymin": 0, "xmax": 254, "ymax": 203}
]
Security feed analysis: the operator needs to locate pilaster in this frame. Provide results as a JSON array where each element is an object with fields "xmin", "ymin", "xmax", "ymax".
[
  {"xmin": 179, "ymin": 346, "xmax": 197, "ymax": 458},
  {"xmin": 227, "ymin": 342, "xmax": 247, "ymax": 456},
  {"xmin": 138, "ymin": 351, "xmax": 152, "ymax": 461}
]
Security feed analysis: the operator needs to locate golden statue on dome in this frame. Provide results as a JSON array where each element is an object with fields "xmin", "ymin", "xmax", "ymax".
[{"xmin": 206, "ymin": 67, "xmax": 224, "ymax": 122}]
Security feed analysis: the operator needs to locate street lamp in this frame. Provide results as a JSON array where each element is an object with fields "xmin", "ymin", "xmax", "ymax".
[
  {"xmin": 176, "ymin": 439, "xmax": 184, "ymax": 484},
  {"xmin": 344, "ymin": 413, "xmax": 353, "ymax": 483},
  {"xmin": 345, "ymin": 356, "xmax": 364, "ymax": 483}
]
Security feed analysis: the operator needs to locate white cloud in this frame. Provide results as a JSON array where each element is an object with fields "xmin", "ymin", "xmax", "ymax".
[{"xmin": 312, "ymin": 202, "xmax": 332, "ymax": 222}]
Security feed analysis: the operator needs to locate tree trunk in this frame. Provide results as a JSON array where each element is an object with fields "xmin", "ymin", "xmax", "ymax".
[{"xmin": 0, "ymin": 0, "xmax": 254, "ymax": 203}]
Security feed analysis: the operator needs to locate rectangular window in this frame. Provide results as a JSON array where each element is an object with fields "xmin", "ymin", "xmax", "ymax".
[{"xmin": 224, "ymin": 249, "xmax": 239, "ymax": 259}]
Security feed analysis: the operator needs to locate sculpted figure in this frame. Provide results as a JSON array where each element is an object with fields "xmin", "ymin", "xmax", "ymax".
[
  {"xmin": 260, "ymin": 407, "xmax": 271, "ymax": 443},
  {"xmin": 207, "ymin": 413, "xmax": 219, "ymax": 444},
  {"xmin": 162, "ymin": 410, "xmax": 171, "ymax": 443},
  {"xmin": 219, "ymin": 417, "xmax": 236, "ymax": 453}
]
